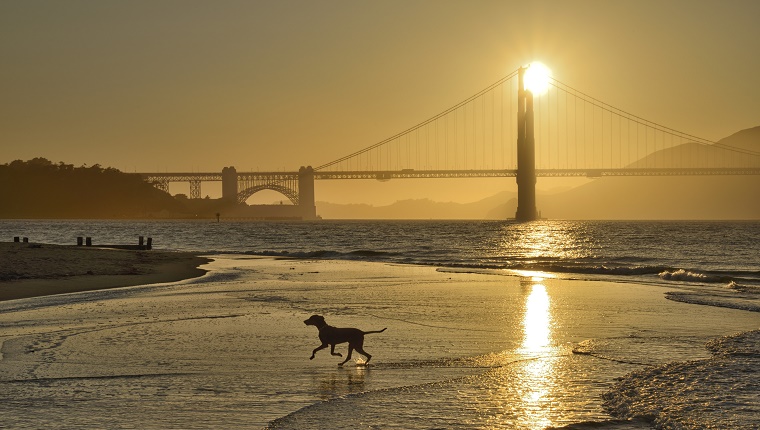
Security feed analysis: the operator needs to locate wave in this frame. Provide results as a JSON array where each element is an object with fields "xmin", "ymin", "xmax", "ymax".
[
  {"xmin": 243, "ymin": 249, "xmax": 403, "ymax": 261},
  {"xmin": 265, "ymin": 356, "xmax": 490, "ymax": 430},
  {"xmin": 665, "ymin": 292, "xmax": 760, "ymax": 312},
  {"xmin": 546, "ymin": 418, "xmax": 653, "ymax": 429},
  {"xmin": 239, "ymin": 248, "xmax": 671, "ymax": 277},
  {"xmin": 725, "ymin": 280, "xmax": 760, "ymax": 294},
  {"xmin": 221, "ymin": 248, "xmax": 760, "ymax": 290},
  {"xmin": 658, "ymin": 268, "xmax": 730, "ymax": 283},
  {"xmin": 516, "ymin": 263, "xmax": 667, "ymax": 276},
  {"xmin": 603, "ymin": 330, "xmax": 760, "ymax": 428}
]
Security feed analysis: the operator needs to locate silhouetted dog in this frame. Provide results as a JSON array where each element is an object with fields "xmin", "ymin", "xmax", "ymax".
[{"xmin": 304, "ymin": 314, "xmax": 387, "ymax": 366}]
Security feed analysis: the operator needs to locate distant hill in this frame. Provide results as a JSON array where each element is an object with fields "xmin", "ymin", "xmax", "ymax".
[
  {"xmin": 318, "ymin": 191, "xmax": 516, "ymax": 219},
  {"xmin": 716, "ymin": 126, "xmax": 760, "ymax": 152},
  {"xmin": 532, "ymin": 126, "xmax": 760, "ymax": 219},
  {"xmin": 321, "ymin": 126, "xmax": 760, "ymax": 220},
  {"xmin": 0, "ymin": 158, "xmax": 186, "ymax": 218}
]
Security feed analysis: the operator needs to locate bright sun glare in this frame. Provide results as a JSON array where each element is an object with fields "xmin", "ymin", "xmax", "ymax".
[{"xmin": 524, "ymin": 62, "xmax": 552, "ymax": 95}]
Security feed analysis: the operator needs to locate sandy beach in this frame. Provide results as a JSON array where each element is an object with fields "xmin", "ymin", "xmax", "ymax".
[
  {"xmin": 0, "ymin": 252, "xmax": 757, "ymax": 428},
  {"xmin": 0, "ymin": 242, "xmax": 210, "ymax": 302}
]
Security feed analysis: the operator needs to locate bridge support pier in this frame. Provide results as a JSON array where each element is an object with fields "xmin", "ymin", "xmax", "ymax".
[
  {"xmin": 222, "ymin": 166, "xmax": 238, "ymax": 203},
  {"xmin": 299, "ymin": 166, "xmax": 317, "ymax": 220},
  {"xmin": 515, "ymin": 66, "xmax": 539, "ymax": 221}
]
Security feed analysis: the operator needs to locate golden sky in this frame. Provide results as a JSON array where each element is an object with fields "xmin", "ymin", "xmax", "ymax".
[{"xmin": 1, "ymin": 0, "xmax": 758, "ymax": 204}]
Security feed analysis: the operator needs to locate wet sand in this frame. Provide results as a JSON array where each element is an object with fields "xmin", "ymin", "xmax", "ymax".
[
  {"xmin": 0, "ymin": 255, "xmax": 757, "ymax": 428},
  {"xmin": 0, "ymin": 242, "xmax": 210, "ymax": 302}
]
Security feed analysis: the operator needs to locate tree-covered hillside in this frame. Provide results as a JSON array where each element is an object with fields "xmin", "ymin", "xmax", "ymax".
[{"xmin": 0, "ymin": 158, "xmax": 184, "ymax": 218}]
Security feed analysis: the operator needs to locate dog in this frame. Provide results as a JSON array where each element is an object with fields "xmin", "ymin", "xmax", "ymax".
[{"xmin": 304, "ymin": 314, "xmax": 387, "ymax": 366}]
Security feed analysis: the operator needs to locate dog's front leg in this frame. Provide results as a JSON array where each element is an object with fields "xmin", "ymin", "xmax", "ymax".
[
  {"xmin": 310, "ymin": 343, "xmax": 328, "ymax": 360},
  {"xmin": 330, "ymin": 344, "xmax": 343, "ymax": 357}
]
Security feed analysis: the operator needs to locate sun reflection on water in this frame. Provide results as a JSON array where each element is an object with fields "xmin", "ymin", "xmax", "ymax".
[
  {"xmin": 520, "ymin": 283, "xmax": 552, "ymax": 354},
  {"xmin": 517, "ymin": 280, "xmax": 557, "ymax": 429},
  {"xmin": 497, "ymin": 221, "xmax": 595, "ymax": 262}
]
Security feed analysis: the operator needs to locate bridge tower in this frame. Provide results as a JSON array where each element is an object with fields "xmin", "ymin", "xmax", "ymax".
[
  {"xmin": 299, "ymin": 166, "xmax": 317, "ymax": 220},
  {"xmin": 515, "ymin": 66, "xmax": 539, "ymax": 221},
  {"xmin": 222, "ymin": 166, "xmax": 238, "ymax": 203}
]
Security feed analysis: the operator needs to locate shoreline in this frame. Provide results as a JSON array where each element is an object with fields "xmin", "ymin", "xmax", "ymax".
[
  {"xmin": 0, "ymin": 254, "xmax": 757, "ymax": 428},
  {"xmin": 0, "ymin": 242, "xmax": 210, "ymax": 302}
]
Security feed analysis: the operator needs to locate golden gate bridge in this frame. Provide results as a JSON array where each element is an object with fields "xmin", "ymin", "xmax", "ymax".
[{"xmin": 140, "ymin": 65, "xmax": 760, "ymax": 220}]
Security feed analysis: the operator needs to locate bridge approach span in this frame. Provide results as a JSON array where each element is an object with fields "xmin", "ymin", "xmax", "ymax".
[{"xmin": 140, "ymin": 166, "xmax": 760, "ymax": 220}]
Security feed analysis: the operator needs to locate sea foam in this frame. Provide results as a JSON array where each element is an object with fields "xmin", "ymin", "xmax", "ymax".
[
  {"xmin": 658, "ymin": 268, "xmax": 722, "ymax": 283},
  {"xmin": 603, "ymin": 330, "xmax": 760, "ymax": 428}
]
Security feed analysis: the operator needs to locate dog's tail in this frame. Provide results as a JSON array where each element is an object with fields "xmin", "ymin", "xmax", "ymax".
[{"xmin": 363, "ymin": 328, "xmax": 387, "ymax": 335}]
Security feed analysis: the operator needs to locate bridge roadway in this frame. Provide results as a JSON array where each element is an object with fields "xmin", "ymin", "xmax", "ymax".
[
  {"xmin": 141, "ymin": 167, "xmax": 760, "ymax": 183},
  {"xmin": 140, "ymin": 167, "xmax": 760, "ymax": 200},
  {"xmin": 139, "ymin": 167, "xmax": 760, "ymax": 220},
  {"xmin": 312, "ymin": 167, "xmax": 760, "ymax": 179}
]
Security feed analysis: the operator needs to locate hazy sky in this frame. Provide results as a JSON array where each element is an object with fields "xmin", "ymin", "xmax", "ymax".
[{"xmin": 2, "ymin": 0, "xmax": 758, "ymax": 204}]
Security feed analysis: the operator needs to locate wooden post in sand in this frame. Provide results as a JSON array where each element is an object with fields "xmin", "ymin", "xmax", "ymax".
[
  {"xmin": 14, "ymin": 237, "xmax": 19, "ymax": 242},
  {"xmin": 22, "ymin": 237, "xmax": 28, "ymax": 243},
  {"xmin": 146, "ymin": 237, "xmax": 153, "ymax": 250},
  {"xmin": 139, "ymin": 236, "xmax": 144, "ymax": 247},
  {"xmin": 86, "ymin": 237, "xmax": 92, "ymax": 246},
  {"xmin": 77, "ymin": 237, "xmax": 83, "ymax": 246}
]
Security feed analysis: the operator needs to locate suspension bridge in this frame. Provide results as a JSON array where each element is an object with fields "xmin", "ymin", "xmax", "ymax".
[{"xmin": 140, "ymin": 65, "xmax": 760, "ymax": 220}]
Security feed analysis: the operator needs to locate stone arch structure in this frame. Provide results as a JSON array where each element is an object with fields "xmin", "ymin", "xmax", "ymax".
[
  {"xmin": 237, "ymin": 184, "xmax": 299, "ymax": 205},
  {"xmin": 140, "ymin": 166, "xmax": 317, "ymax": 220}
]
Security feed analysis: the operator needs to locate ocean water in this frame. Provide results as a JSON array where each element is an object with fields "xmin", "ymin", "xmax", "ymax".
[
  {"xmin": 0, "ymin": 220, "xmax": 758, "ymax": 429},
  {"xmin": 2, "ymin": 219, "xmax": 760, "ymax": 290}
]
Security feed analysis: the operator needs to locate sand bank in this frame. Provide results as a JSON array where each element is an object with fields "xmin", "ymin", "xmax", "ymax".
[{"xmin": 0, "ymin": 242, "xmax": 210, "ymax": 302}]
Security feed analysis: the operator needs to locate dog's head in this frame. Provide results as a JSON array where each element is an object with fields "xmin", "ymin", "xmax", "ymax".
[{"xmin": 304, "ymin": 314, "xmax": 326, "ymax": 328}]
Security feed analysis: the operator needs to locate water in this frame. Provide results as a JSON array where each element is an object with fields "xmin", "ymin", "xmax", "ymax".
[
  {"xmin": 3, "ymin": 220, "xmax": 760, "ymax": 289},
  {"xmin": 0, "ymin": 220, "xmax": 758, "ymax": 429}
]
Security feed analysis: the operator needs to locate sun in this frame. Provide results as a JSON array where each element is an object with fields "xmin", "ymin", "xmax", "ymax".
[{"xmin": 524, "ymin": 62, "xmax": 552, "ymax": 95}]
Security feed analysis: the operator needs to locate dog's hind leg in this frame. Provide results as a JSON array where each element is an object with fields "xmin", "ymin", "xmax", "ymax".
[
  {"xmin": 355, "ymin": 347, "xmax": 372, "ymax": 364},
  {"xmin": 338, "ymin": 347, "xmax": 354, "ymax": 366}
]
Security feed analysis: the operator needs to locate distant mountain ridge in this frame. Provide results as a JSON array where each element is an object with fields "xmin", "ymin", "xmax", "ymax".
[
  {"xmin": 318, "ymin": 191, "xmax": 516, "ymax": 220},
  {"xmin": 718, "ymin": 126, "xmax": 760, "ymax": 151}
]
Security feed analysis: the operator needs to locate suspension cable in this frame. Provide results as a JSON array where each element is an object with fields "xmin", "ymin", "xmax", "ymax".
[
  {"xmin": 315, "ymin": 69, "xmax": 520, "ymax": 171},
  {"xmin": 550, "ymin": 78, "xmax": 760, "ymax": 157}
]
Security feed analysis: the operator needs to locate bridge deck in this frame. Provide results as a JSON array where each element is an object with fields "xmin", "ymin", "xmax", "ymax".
[{"xmin": 140, "ymin": 167, "xmax": 760, "ymax": 183}]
